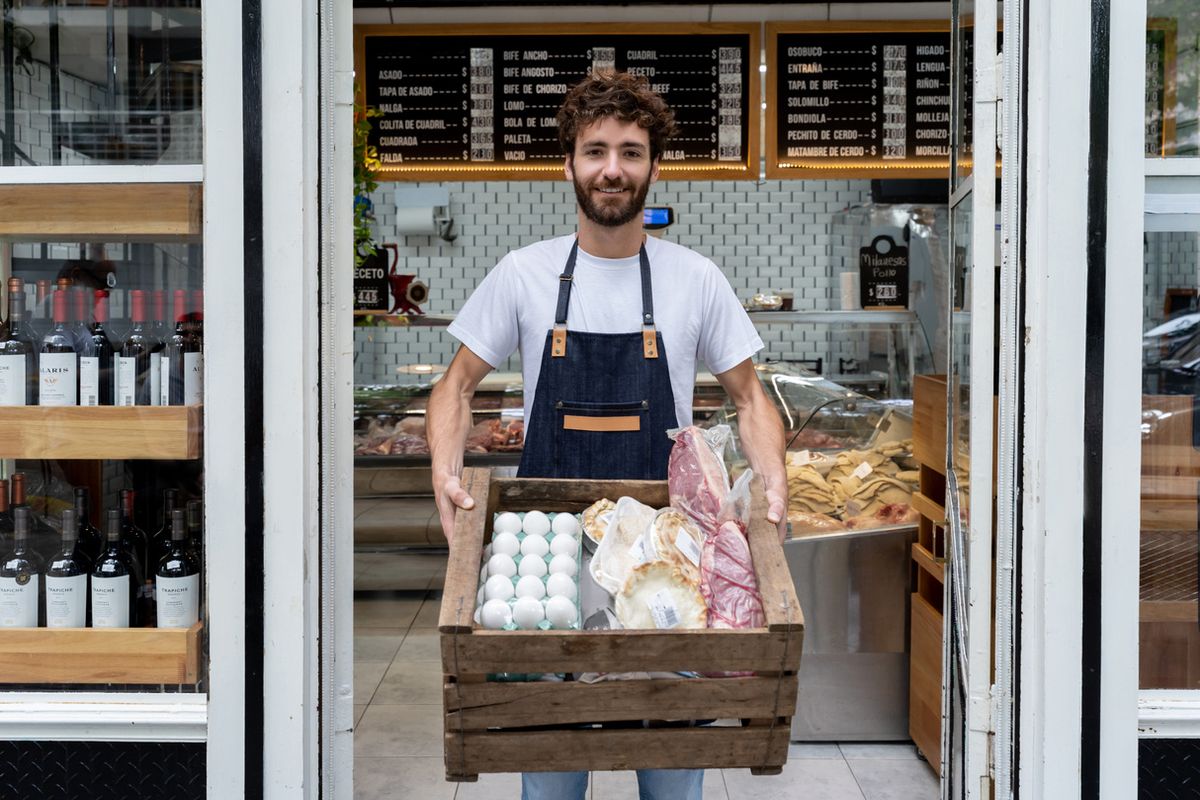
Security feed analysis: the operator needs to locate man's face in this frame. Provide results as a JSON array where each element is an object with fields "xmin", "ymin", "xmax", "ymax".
[{"xmin": 565, "ymin": 117, "xmax": 659, "ymax": 228}]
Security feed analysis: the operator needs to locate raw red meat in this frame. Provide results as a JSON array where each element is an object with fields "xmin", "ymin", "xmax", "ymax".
[
  {"xmin": 667, "ymin": 426, "xmax": 729, "ymax": 537},
  {"xmin": 388, "ymin": 434, "xmax": 429, "ymax": 455},
  {"xmin": 700, "ymin": 520, "xmax": 765, "ymax": 630}
]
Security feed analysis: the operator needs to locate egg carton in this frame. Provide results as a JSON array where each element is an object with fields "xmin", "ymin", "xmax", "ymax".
[{"xmin": 473, "ymin": 510, "xmax": 584, "ymax": 632}]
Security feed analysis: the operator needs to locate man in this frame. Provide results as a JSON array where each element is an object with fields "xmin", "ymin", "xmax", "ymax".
[{"xmin": 428, "ymin": 72, "xmax": 787, "ymax": 800}]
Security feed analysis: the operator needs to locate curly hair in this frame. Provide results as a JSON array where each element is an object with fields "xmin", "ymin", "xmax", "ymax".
[{"xmin": 556, "ymin": 72, "xmax": 679, "ymax": 162}]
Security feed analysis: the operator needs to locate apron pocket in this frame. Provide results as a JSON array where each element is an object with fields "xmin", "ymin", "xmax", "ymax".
[{"xmin": 553, "ymin": 399, "xmax": 651, "ymax": 479}]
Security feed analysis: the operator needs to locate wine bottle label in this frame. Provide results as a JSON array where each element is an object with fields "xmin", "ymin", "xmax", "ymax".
[
  {"xmin": 0, "ymin": 574, "xmax": 39, "ymax": 627},
  {"xmin": 116, "ymin": 356, "xmax": 137, "ymax": 406},
  {"xmin": 0, "ymin": 354, "xmax": 26, "ymax": 406},
  {"xmin": 159, "ymin": 356, "xmax": 171, "ymax": 406},
  {"xmin": 91, "ymin": 575, "xmax": 131, "ymax": 628},
  {"xmin": 46, "ymin": 574, "xmax": 87, "ymax": 628},
  {"xmin": 149, "ymin": 352, "xmax": 162, "ymax": 406},
  {"xmin": 184, "ymin": 352, "xmax": 203, "ymax": 405},
  {"xmin": 79, "ymin": 356, "xmax": 100, "ymax": 407},
  {"xmin": 156, "ymin": 574, "xmax": 199, "ymax": 628},
  {"xmin": 39, "ymin": 352, "xmax": 77, "ymax": 406}
]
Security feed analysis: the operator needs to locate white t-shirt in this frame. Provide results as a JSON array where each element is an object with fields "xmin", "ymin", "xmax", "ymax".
[{"xmin": 447, "ymin": 234, "xmax": 763, "ymax": 436}]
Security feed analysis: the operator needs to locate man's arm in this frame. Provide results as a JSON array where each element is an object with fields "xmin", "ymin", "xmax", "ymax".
[
  {"xmin": 715, "ymin": 359, "xmax": 788, "ymax": 541},
  {"xmin": 427, "ymin": 345, "xmax": 494, "ymax": 543}
]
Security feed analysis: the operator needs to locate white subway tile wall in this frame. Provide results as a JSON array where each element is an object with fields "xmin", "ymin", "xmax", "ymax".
[
  {"xmin": 1144, "ymin": 232, "xmax": 1200, "ymax": 330},
  {"xmin": 355, "ymin": 179, "xmax": 873, "ymax": 385}
]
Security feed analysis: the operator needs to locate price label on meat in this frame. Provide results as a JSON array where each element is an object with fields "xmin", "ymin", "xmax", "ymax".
[
  {"xmin": 767, "ymin": 23, "xmax": 960, "ymax": 179},
  {"xmin": 357, "ymin": 24, "xmax": 759, "ymax": 181}
]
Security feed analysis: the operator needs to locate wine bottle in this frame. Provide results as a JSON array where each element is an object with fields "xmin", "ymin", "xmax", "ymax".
[
  {"xmin": 149, "ymin": 290, "xmax": 167, "ymax": 406},
  {"xmin": 119, "ymin": 489, "xmax": 148, "ymax": 578},
  {"xmin": 45, "ymin": 508, "xmax": 88, "ymax": 628},
  {"xmin": 91, "ymin": 509, "xmax": 137, "ymax": 628},
  {"xmin": 30, "ymin": 279, "xmax": 52, "ymax": 340},
  {"xmin": 39, "ymin": 289, "xmax": 78, "ymax": 406},
  {"xmin": 187, "ymin": 499, "xmax": 204, "ymax": 565},
  {"xmin": 164, "ymin": 289, "xmax": 205, "ymax": 406},
  {"xmin": 150, "ymin": 488, "xmax": 180, "ymax": 567},
  {"xmin": 0, "ymin": 279, "xmax": 38, "ymax": 405},
  {"xmin": 11, "ymin": 473, "xmax": 57, "ymax": 560},
  {"xmin": 0, "ymin": 508, "xmax": 44, "ymax": 627},
  {"xmin": 117, "ymin": 290, "xmax": 157, "ymax": 406},
  {"xmin": 82, "ymin": 290, "xmax": 115, "ymax": 406},
  {"xmin": 0, "ymin": 479, "xmax": 11, "ymax": 550},
  {"xmin": 68, "ymin": 287, "xmax": 91, "ymax": 353},
  {"xmin": 156, "ymin": 509, "xmax": 200, "ymax": 629},
  {"xmin": 73, "ymin": 487, "xmax": 104, "ymax": 564}
]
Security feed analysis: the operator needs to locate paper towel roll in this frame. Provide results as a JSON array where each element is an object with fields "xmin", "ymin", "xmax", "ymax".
[
  {"xmin": 840, "ymin": 272, "xmax": 860, "ymax": 310},
  {"xmin": 395, "ymin": 207, "xmax": 438, "ymax": 236}
]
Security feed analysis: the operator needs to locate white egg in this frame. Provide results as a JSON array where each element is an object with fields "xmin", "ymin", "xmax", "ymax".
[
  {"xmin": 551, "ymin": 513, "xmax": 580, "ymax": 537},
  {"xmin": 522, "ymin": 510, "xmax": 551, "ymax": 537},
  {"xmin": 511, "ymin": 596, "xmax": 545, "ymax": 630},
  {"xmin": 484, "ymin": 574, "xmax": 516, "ymax": 602},
  {"xmin": 477, "ymin": 585, "xmax": 486, "ymax": 607},
  {"xmin": 546, "ymin": 573, "xmax": 577, "ymax": 601},
  {"xmin": 480, "ymin": 598, "xmax": 513, "ymax": 630},
  {"xmin": 491, "ymin": 531, "xmax": 521, "ymax": 558},
  {"xmin": 515, "ymin": 574, "xmax": 547, "ymax": 600},
  {"xmin": 479, "ymin": 564, "xmax": 489, "ymax": 582},
  {"xmin": 520, "ymin": 534, "xmax": 550, "ymax": 558},
  {"xmin": 517, "ymin": 555, "xmax": 548, "ymax": 578},
  {"xmin": 548, "ymin": 553, "xmax": 578, "ymax": 577},
  {"xmin": 487, "ymin": 553, "xmax": 517, "ymax": 579},
  {"xmin": 545, "ymin": 595, "xmax": 578, "ymax": 629},
  {"xmin": 549, "ymin": 534, "xmax": 578, "ymax": 558},
  {"xmin": 482, "ymin": 544, "xmax": 493, "ymax": 561},
  {"xmin": 494, "ymin": 512, "xmax": 523, "ymax": 535}
]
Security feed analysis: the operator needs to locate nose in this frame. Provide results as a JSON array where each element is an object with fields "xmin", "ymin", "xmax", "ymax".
[{"xmin": 601, "ymin": 151, "xmax": 622, "ymax": 181}]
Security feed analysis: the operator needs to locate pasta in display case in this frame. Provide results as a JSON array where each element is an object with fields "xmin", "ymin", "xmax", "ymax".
[{"xmin": 720, "ymin": 362, "xmax": 920, "ymax": 537}]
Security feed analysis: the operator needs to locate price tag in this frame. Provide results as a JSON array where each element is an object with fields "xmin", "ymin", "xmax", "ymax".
[
  {"xmin": 648, "ymin": 590, "xmax": 681, "ymax": 630},
  {"xmin": 675, "ymin": 531, "xmax": 702, "ymax": 567},
  {"xmin": 628, "ymin": 538, "xmax": 648, "ymax": 566},
  {"xmin": 792, "ymin": 449, "xmax": 812, "ymax": 466},
  {"xmin": 852, "ymin": 461, "xmax": 874, "ymax": 480}
]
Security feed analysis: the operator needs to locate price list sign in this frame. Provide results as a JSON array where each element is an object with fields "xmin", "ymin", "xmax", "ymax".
[
  {"xmin": 356, "ymin": 24, "xmax": 759, "ymax": 181},
  {"xmin": 766, "ymin": 23, "xmax": 958, "ymax": 179}
]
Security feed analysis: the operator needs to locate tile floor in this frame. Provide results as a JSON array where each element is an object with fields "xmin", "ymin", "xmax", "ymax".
[{"xmin": 353, "ymin": 589, "xmax": 940, "ymax": 800}]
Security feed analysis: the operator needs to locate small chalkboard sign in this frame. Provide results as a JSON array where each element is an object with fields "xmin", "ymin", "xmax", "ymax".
[
  {"xmin": 859, "ymin": 235, "xmax": 909, "ymax": 309},
  {"xmin": 354, "ymin": 247, "xmax": 391, "ymax": 312}
]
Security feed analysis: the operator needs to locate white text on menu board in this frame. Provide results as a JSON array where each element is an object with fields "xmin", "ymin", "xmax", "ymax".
[
  {"xmin": 911, "ymin": 43, "xmax": 949, "ymax": 156},
  {"xmin": 375, "ymin": 56, "xmax": 471, "ymax": 164},
  {"xmin": 783, "ymin": 45, "xmax": 874, "ymax": 159}
]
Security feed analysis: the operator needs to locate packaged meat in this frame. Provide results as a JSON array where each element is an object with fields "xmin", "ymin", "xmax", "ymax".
[
  {"xmin": 581, "ymin": 498, "xmax": 615, "ymax": 544},
  {"xmin": 700, "ymin": 471, "xmax": 765, "ymax": 631},
  {"xmin": 667, "ymin": 425, "xmax": 732, "ymax": 537},
  {"xmin": 645, "ymin": 508, "xmax": 703, "ymax": 586},
  {"xmin": 589, "ymin": 497, "xmax": 657, "ymax": 595}
]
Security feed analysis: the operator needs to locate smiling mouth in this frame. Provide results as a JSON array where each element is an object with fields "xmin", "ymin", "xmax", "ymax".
[{"xmin": 595, "ymin": 186, "xmax": 627, "ymax": 195}]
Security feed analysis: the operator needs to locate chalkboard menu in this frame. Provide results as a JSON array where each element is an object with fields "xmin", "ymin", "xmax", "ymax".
[
  {"xmin": 767, "ymin": 22, "xmax": 959, "ymax": 179},
  {"xmin": 355, "ymin": 24, "xmax": 759, "ymax": 181}
]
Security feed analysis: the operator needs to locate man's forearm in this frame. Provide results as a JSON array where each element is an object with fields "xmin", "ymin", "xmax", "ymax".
[
  {"xmin": 735, "ymin": 390, "xmax": 787, "ymax": 491},
  {"xmin": 427, "ymin": 379, "xmax": 474, "ymax": 481}
]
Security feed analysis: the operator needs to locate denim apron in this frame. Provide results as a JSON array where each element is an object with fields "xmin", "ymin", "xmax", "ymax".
[{"xmin": 517, "ymin": 239, "xmax": 677, "ymax": 480}]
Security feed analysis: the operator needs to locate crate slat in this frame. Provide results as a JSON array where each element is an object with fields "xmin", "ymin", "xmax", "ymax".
[
  {"xmin": 490, "ymin": 476, "xmax": 669, "ymax": 510},
  {"xmin": 440, "ymin": 468, "xmax": 493, "ymax": 633},
  {"xmin": 444, "ymin": 725, "xmax": 790, "ymax": 780},
  {"xmin": 444, "ymin": 674, "xmax": 797, "ymax": 728},
  {"xmin": 0, "ymin": 622, "xmax": 202, "ymax": 684},
  {"xmin": 747, "ymin": 485, "xmax": 805, "ymax": 632},
  {"xmin": 442, "ymin": 627, "xmax": 800, "ymax": 675}
]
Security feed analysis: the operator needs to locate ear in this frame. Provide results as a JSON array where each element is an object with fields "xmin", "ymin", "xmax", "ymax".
[
  {"xmin": 564, "ymin": 153, "xmax": 574, "ymax": 181},
  {"xmin": 649, "ymin": 156, "xmax": 660, "ymax": 185}
]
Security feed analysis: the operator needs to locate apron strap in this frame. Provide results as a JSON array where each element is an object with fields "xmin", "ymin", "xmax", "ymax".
[{"xmin": 553, "ymin": 239, "xmax": 658, "ymax": 359}]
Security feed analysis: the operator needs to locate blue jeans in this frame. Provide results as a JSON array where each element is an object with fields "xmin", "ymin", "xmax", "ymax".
[{"xmin": 520, "ymin": 769, "xmax": 704, "ymax": 800}]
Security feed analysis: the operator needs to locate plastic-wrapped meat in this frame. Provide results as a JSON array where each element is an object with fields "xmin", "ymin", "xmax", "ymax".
[
  {"xmin": 700, "ymin": 520, "xmax": 765, "ymax": 630},
  {"xmin": 667, "ymin": 426, "xmax": 731, "ymax": 537},
  {"xmin": 388, "ymin": 434, "xmax": 429, "ymax": 455}
]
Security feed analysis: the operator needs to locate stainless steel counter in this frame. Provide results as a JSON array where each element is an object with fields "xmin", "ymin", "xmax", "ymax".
[{"xmin": 785, "ymin": 525, "xmax": 915, "ymax": 741}]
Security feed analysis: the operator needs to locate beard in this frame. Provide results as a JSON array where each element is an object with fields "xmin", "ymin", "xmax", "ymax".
[{"xmin": 572, "ymin": 168, "xmax": 651, "ymax": 228}]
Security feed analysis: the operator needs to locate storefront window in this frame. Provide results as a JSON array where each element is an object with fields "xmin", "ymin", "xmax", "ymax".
[
  {"xmin": 0, "ymin": 236, "xmax": 206, "ymax": 691},
  {"xmin": 1146, "ymin": 3, "xmax": 1198, "ymax": 157},
  {"xmin": 0, "ymin": 1, "xmax": 200, "ymax": 167}
]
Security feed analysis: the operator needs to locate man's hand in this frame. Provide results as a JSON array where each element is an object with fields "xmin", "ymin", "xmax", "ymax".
[
  {"xmin": 762, "ymin": 472, "xmax": 789, "ymax": 543},
  {"xmin": 434, "ymin": 470, "xmax": 476, "ymax": 545}
]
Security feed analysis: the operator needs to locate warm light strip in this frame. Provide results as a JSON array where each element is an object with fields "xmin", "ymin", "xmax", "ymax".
[{"xmin": 379, "ymin": 164, "xmax": 749, "ymax": 172}]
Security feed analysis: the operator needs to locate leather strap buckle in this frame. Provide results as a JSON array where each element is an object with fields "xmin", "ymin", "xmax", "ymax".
[
  {"xmin": 642, "ymin": 327, "xmax": 658, "ymax": 359},
  {"xmin": 552, "ymin": 326, "xmax": 567, "ymax": 358}
]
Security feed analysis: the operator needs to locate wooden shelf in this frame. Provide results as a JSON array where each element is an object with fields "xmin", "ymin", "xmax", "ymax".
[
  {"xmin": 0, "ymin": 183, "xmax": 201, "ymax": 241},
  {"xmin": 912, "ymin": 542, "xmax": 944, "ymax": 583},
  {"xmin": 0, "ymin": 406, "xmax": 201, "ymax": 460},
  {"xmin": 912, "ymin": 491, "xmax": 947, "ymax": 526},
  {"xmin": 0, "ymin": 622, "xmax": 202, "ymax": 685}
]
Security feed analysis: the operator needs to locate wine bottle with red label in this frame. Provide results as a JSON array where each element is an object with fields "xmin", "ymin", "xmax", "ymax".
[
  {"xmin": 0, "ymin": 279, "xmax": 37, "ymax": 406},
  {"xmin": 117, "ymin": 289, "xmax": 156, "ymax": 406},
  {"xmin": 83, "ymin": 290, "xmax": 115, "ymax": 407}
]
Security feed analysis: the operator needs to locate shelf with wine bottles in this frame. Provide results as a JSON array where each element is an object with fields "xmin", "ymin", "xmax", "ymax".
[
  {"xmin": 0, "ymin": 406, "xmax": 202, "ymax": 460},
  {"xmin": 0, "ymin": 183, "xmax": 202, "ymax": 241},
  {"xmin": 0, "ymin": 621, "xmax": 202, "ymax": 684}
]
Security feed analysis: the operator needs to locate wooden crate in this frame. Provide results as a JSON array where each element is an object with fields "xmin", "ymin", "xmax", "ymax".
[
  {"xmin": 0, "ymin": 406, "xmax": 202, "ymax": 460},
  {"xmin": 0, "ymin": 622, "xmax": 202, "ymax": 684},
  {"xmin": 440, "ymin": 468, "xmax": 804, "ymax": 781}
]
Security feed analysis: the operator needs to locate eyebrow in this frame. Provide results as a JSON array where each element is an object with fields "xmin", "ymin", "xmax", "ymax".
[{"xmin": 580, "ymin": 140, "xmax": 647, "ymax": 151}]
